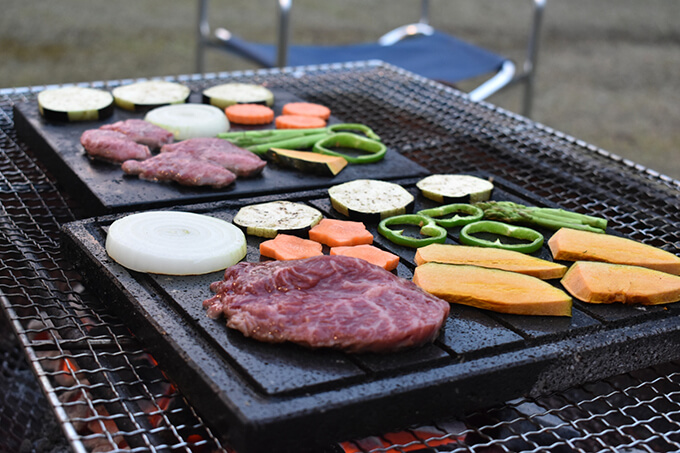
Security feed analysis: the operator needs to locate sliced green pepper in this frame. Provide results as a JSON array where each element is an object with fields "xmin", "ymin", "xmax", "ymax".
[
  {"xmin": 247, "ymin": 132, "xmax": 331, "ymax": 155},
  {"xmin": 328, "ymin": 123, "xmax": 381, "ymax": 141},
  {"xmin": 313, "ymin": 132, "xmax": 387, "ymax": 164},
  {"xmin": 459, "ymin": 220, "xmax": 544, "ymax": 253},
  {"xmin": 417, "ymin": 203, "xmax": 484, "ymax": 228},
  {"xmin": 378, "ymin": 214, "xmax": 447, "ymax": 248}
]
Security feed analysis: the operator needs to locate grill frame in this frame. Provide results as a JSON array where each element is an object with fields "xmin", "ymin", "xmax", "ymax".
[{"xmin": 1, "ymin": 61, "xmax": 680, "ymax": 453}]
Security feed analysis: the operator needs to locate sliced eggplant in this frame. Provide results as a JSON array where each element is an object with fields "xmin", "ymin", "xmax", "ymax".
[
  {"xmin": 328, "ymin": 179, "xmax": 414, "ymax": 223},
  {"xmin": 112, "ymin": 80, "xmax": 191, "ymax": 112},
  {"xmin": 233, "ymin": 201, "xmax": 323, "ymax": 238},
  {"xmin": 37, "ymin": 86, "xmax": 114, "ymax": 122},
  {"xmin": 202, "ymin": 83, "xmax": 274, "ymax": 109},
  {"xmin": 417, "ymin": 174, "xmax": 494, "ymax": 203}
]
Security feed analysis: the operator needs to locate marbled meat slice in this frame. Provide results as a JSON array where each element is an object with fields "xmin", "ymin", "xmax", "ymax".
[
  {"xmin": 80, "ymin": 129, "xmax": 151, "ymax": 163},
  {"xmin": 122, "ymin": 152, "xmax": 236, "ymax": 188},
  {"xmin": 100, "ymin": 119, "xmax": 174, "ymax": 149},
  {"xmin": 203, "ymin": 255, "xmax": 450, "ymax": 353},
  {"xmin": 160, "ymin": 137, "xmax": 266, "ymax": 177}
]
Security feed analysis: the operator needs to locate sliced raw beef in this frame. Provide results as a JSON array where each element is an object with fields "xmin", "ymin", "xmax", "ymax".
[
  {"xmin": 100, "ymin": 119, "xmax": 174, "ymax": 149},
  {"xmin": 80, "ymin": 129, "xmax": 151, "ymax": 163},
  {"xmin": 122, "ymin": 152, "xmax": 236, "ymax": 188},
  {"xmin": 203, "ymin": 255, "xmax": 450, "ymax": 353},
  {"xmin": 160, "ymin": 137, "xmax": 266, "ymax": 177}
]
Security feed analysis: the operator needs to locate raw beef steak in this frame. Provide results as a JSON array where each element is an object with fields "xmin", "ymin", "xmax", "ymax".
[
  {"xmin": 100, "ymin": 119, "xmax": 174, "ymax": 149},
  {"xmin": 80, "ymin": 129, "xmax": 151, "ymax": 163},
  {"xmin": 122, "ymin": 152, "xmax": 236, "ymax": 188},
  {"xmin": 203, "ymin": 255, "xmax": 450, "ymax": 353},
  {"xmin": 160, "ymin": 137, "xmax": 266, "ymax": 177}
]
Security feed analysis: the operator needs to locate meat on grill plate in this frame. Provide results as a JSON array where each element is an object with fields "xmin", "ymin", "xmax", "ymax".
[
  {"xmin": 121, "ymin": 152, "xmax": 237, "ymax": 188},
  {"xmin": 203, "ymin": 255, "xmax": 450, "ymax": 353},
  {"xmin": 160, "ymin": 137, "xmax": 266, "ymax": 177},
  {"xmin": 100, "ymin": 119, "xmax": 174, "ymax": 149},
  {"xmin": 80, "ymin": 129, "xmax": 152, "ymax": 163}
]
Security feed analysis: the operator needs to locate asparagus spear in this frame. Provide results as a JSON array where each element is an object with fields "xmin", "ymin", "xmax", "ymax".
[{"xmin": 473, "ymin": 201, "xmax": 607, "ymax": 233}]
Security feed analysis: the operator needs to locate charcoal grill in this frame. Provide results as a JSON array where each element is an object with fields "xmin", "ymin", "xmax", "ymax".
[{"xmin": 2, "ymin": 61, "xmax": 680, "ymax": 452}]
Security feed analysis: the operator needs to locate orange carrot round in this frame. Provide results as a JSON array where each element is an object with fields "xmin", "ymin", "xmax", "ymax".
[
  {"xmin": 260, "ymin": 234, "xmax": 323, "ymax": 261},
  {"xmin": 224, "ymin": 104, "xmax": 274, "ymax": 125},
  {"xmin": 330, "ymin": 244, "xmax": 399, "ymax": 271},
  {"xmin": 282, "ymin": 102, "xmax": 331, "ymax": 120},
  {"xmin": 275, "ymin": 114, "xmax": 327, "ymax": 129},
  {"xmin": 308, "ymin": 218, "xmax": 373, "ymax": 247}
]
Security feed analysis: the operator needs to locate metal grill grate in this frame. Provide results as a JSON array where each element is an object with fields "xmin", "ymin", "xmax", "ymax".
[{"xmin": 1, "ymin": 62, "xmax": 680, "ymax": 452}]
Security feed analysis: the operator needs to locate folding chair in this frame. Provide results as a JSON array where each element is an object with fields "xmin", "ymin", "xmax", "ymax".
[{"xmin": 197, "ymin": 0, "xmax": 545, "ymax": 117}]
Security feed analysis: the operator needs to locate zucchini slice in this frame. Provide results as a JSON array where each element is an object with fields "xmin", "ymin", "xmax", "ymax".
[
  {"xmin": 202, "ymin": 83, "xmax": 274, "ymax": 109},
  {"xmin": 233, "ymin": 201, "xmax": 323, "ymax": 238},
  {"xmin": 37, "ymin": 86, "xmax": 114, "ymax": 122},
  {"xmin": 416, "ymin": 174, "xmax": 494, "ymax": 203},
  {"xmin": 266, "ymin": 148, "xmax": 348, "ymax": 176},
  {"xmin": 112, "ymin": 80, "xmax": 191, "ymax": 112},
  {"xmin": 328, "ymin": 179, "xmax": 414, "ymax": 222}
]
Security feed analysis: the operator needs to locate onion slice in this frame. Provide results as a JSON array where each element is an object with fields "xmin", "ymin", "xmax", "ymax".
[
  {"xmin": 144, "ymin": 104, "xmax": 229, "ymax": 140},
  {"xmin": 105, "ymin": 211, "xmax": 246, "ymax": 275}
]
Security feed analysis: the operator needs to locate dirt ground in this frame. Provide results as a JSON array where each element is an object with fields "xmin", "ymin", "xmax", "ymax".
[{"xmin": 1, "ymin": 0, "xmax": 678, "ymax": 179}]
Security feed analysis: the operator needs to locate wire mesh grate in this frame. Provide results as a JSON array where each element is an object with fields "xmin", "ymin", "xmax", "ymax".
[{"xmin": 1, "ymin": 62, "xmax": 680, "ymax": 452}]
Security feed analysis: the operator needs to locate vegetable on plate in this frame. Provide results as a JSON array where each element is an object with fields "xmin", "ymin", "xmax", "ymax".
[
  {"xmin": 144, "ymin": 104, "xmax": 229, "ymax": 140},
  {"xmin": 111, "ymin": 80, "xmax": 190, "ymax": 112},
  {"xmin": 417, "ymin": 203, "xmax": 484, "ymax": 228},
  {"xmin": 259, "ymin": 234, "xmax": 323, "ymax": 261},
  {"xmin": 328, "ymin": 179, "xmax": 414, "ymax": 222},
  {"xmin": 313, "ymin": 132, "xmax": 387, "ymax": 164},
  {"xmin": 308, "ymin": 218, "xmax": 373, "ymax": 247},
  {"xmin": 416, "ymin": 174, "xmax": 494, "ymax": 203},
  {"xmin": 330, "ymin": 244, "xmax": 400, "ymax": 271},
  {"xmin": 561, "ymin": 261, "xmax": 680, "ymax": 305},
  {"xmin": 202, "ymin": 83, "xmax": 274, "ymax": 108},
  {"xmin": 378, "ymin": 214, "xmax": 447, "ymax": 248},
  {"xmin": 413, "ymin": 262, "xmax": 573, "ymax": 316},
  {"xmin": 275, "ymin": 114, "xmax": 327, "ymax": 129},
  {"xmin": 282, "ymin": 102, "xmax": 331, "ymax": 120},
  {"xmin": 414, "ymin": 243, "xmax": 567, "ymax": 280},
  {"xmin": 105, "ymin": 211, "xmax": 246, "ymax": 275},
  {"xmin": 548, "ymin": 227, "xmax": 680, "ymax": 275},
  {"xmin": 233, "ymin": 201, "xmax": 323, "ymax": 238},
  {"xmin": 224, "ymin": 104, "xmax": 274, "ymax": 125},
  {"xmin": 266, "ymin": 148, "xmax": 348, "ymax": 176},
  {"xmin": 459, "ymin": 220, "xmax": 544, "ymax": 254},
  {"xmin": 474, "ymin": 200, "xmax": 607, "ymax": 233},
  {"xmin": 38, "ymin": 86, "xmax": 114, "ymax": 122}
]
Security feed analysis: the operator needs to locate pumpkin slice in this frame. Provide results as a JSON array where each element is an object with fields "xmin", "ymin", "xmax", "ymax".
[
  {"xmin": 415, "ymin": 243, "xmax": 567, "ymax": 280},
  {"xmin": 548, "ymin": 228, "xmax": 680, "ymax": 275},
  {"xmin": 266, "ymin": 148, "xmax": 347, "ymax": 176},
  {"xmin": 561, "ymin": 261, "xmax": 680, "ymax": 305},
  {"xmin": 413, "ymin": 262, "xmax": 572, "ymax": 316}
]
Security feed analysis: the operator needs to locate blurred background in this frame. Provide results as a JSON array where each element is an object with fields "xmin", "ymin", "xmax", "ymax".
[{"xmin": 1, "ymin": 0, "xmax": 678, "ymax": 179}]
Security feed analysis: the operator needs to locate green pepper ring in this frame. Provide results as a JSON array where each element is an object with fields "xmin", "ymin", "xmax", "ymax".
[
  {"xmin": 459, "ymin": 220, "xmax": 544, "ymax": 253},
  {"xmin": 378, "ymin": 214, "xmax": 448, "ymax": 248},
  {"xmin": 417, "ymin": 203, "xmax": 484, "ymax": 228},
  {"xmin": 313, "ymin": 132, "xmax": 387, "ymax": 164},
  {"xmin": 328, "ymin": 123, "xmax": 381, "ymax": 141}
]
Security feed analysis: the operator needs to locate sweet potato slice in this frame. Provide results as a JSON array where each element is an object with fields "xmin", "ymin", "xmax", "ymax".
[
  {"xmin": 415, "ymin": 243, "xmax": 567, "ymax": 279},
  {"xmin": 561, "ymin": 261, "xmax": 680, "ymax": 305},
  {"xmin": 548, "ymin": 228, "xmax": 680, "ymax": 275},
  {"xmin": 412, "ymin": 262, "xmax": 572, "ymax": 316}
]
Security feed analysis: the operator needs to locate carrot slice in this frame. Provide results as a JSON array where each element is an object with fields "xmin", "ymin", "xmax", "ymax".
[
  {"xmin": 260, "ymin": 234, "xmax": 323, "ymax": 260},
  {"xmin": 331, "ymin": 244, "xmax": 399, "ymax": 271},
  {"xmin": 282, "ymin": 102, "xmax": 331, "ymax": 120},
  {"xmin": 308, "ymin": 218, "xmax": 373, "ymax": 247},
  {"xmin": 224, "ymin": 104, "xmax": 274, "ymax": 125},
  {"xmin": 275, "ymin": 114, "xmax": 327, "ymax": 129}
]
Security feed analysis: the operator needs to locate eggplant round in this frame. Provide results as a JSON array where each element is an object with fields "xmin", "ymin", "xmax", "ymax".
[
  {"xmin": 233, "ymin": 201, "xmax": 323, "ymax": 238},
  {"xmin": 328, "ymin": 179, "xmax": 414, "ymax": 223},
  {"xmin": 112, "ymin": 80, "xmax": 190, "ymax": 112},
  {"xmin": 38, "ymin": 86, "xmax": 114, "ymax": 122}
]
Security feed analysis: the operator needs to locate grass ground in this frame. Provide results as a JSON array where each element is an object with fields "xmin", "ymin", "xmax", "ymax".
[{"xmin": 2, "ymin": 0, "xmax": 678, "ymax": 179}]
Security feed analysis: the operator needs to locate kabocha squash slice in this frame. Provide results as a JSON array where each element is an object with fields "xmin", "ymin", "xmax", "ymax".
[
  {"xmin": 412, "ymin": 262, "xmax": 572, "ymax": 316},
  {"xmin": 415, "ymin": 243, "xmax": 567, "ymax": 280},
  {"xmin": 266, "ymin": 148, "xmax": 348, "ymax": 176},
  {"xmin": 548, "ymin": 228, "xmax": 680, "ymax": 275},
  {"xmin": 561, "ymin": 261, "xmax": 680, "ymax": 305}
]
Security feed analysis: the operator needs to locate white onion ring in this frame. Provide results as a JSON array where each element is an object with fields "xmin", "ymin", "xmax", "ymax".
[
  {"xmin": 105, "ymin": 211, "xmax": 246, "ymax": 275},
  {"xmin": 144, "ymin": 104, "xmax": 229, "ymax": 140}
]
